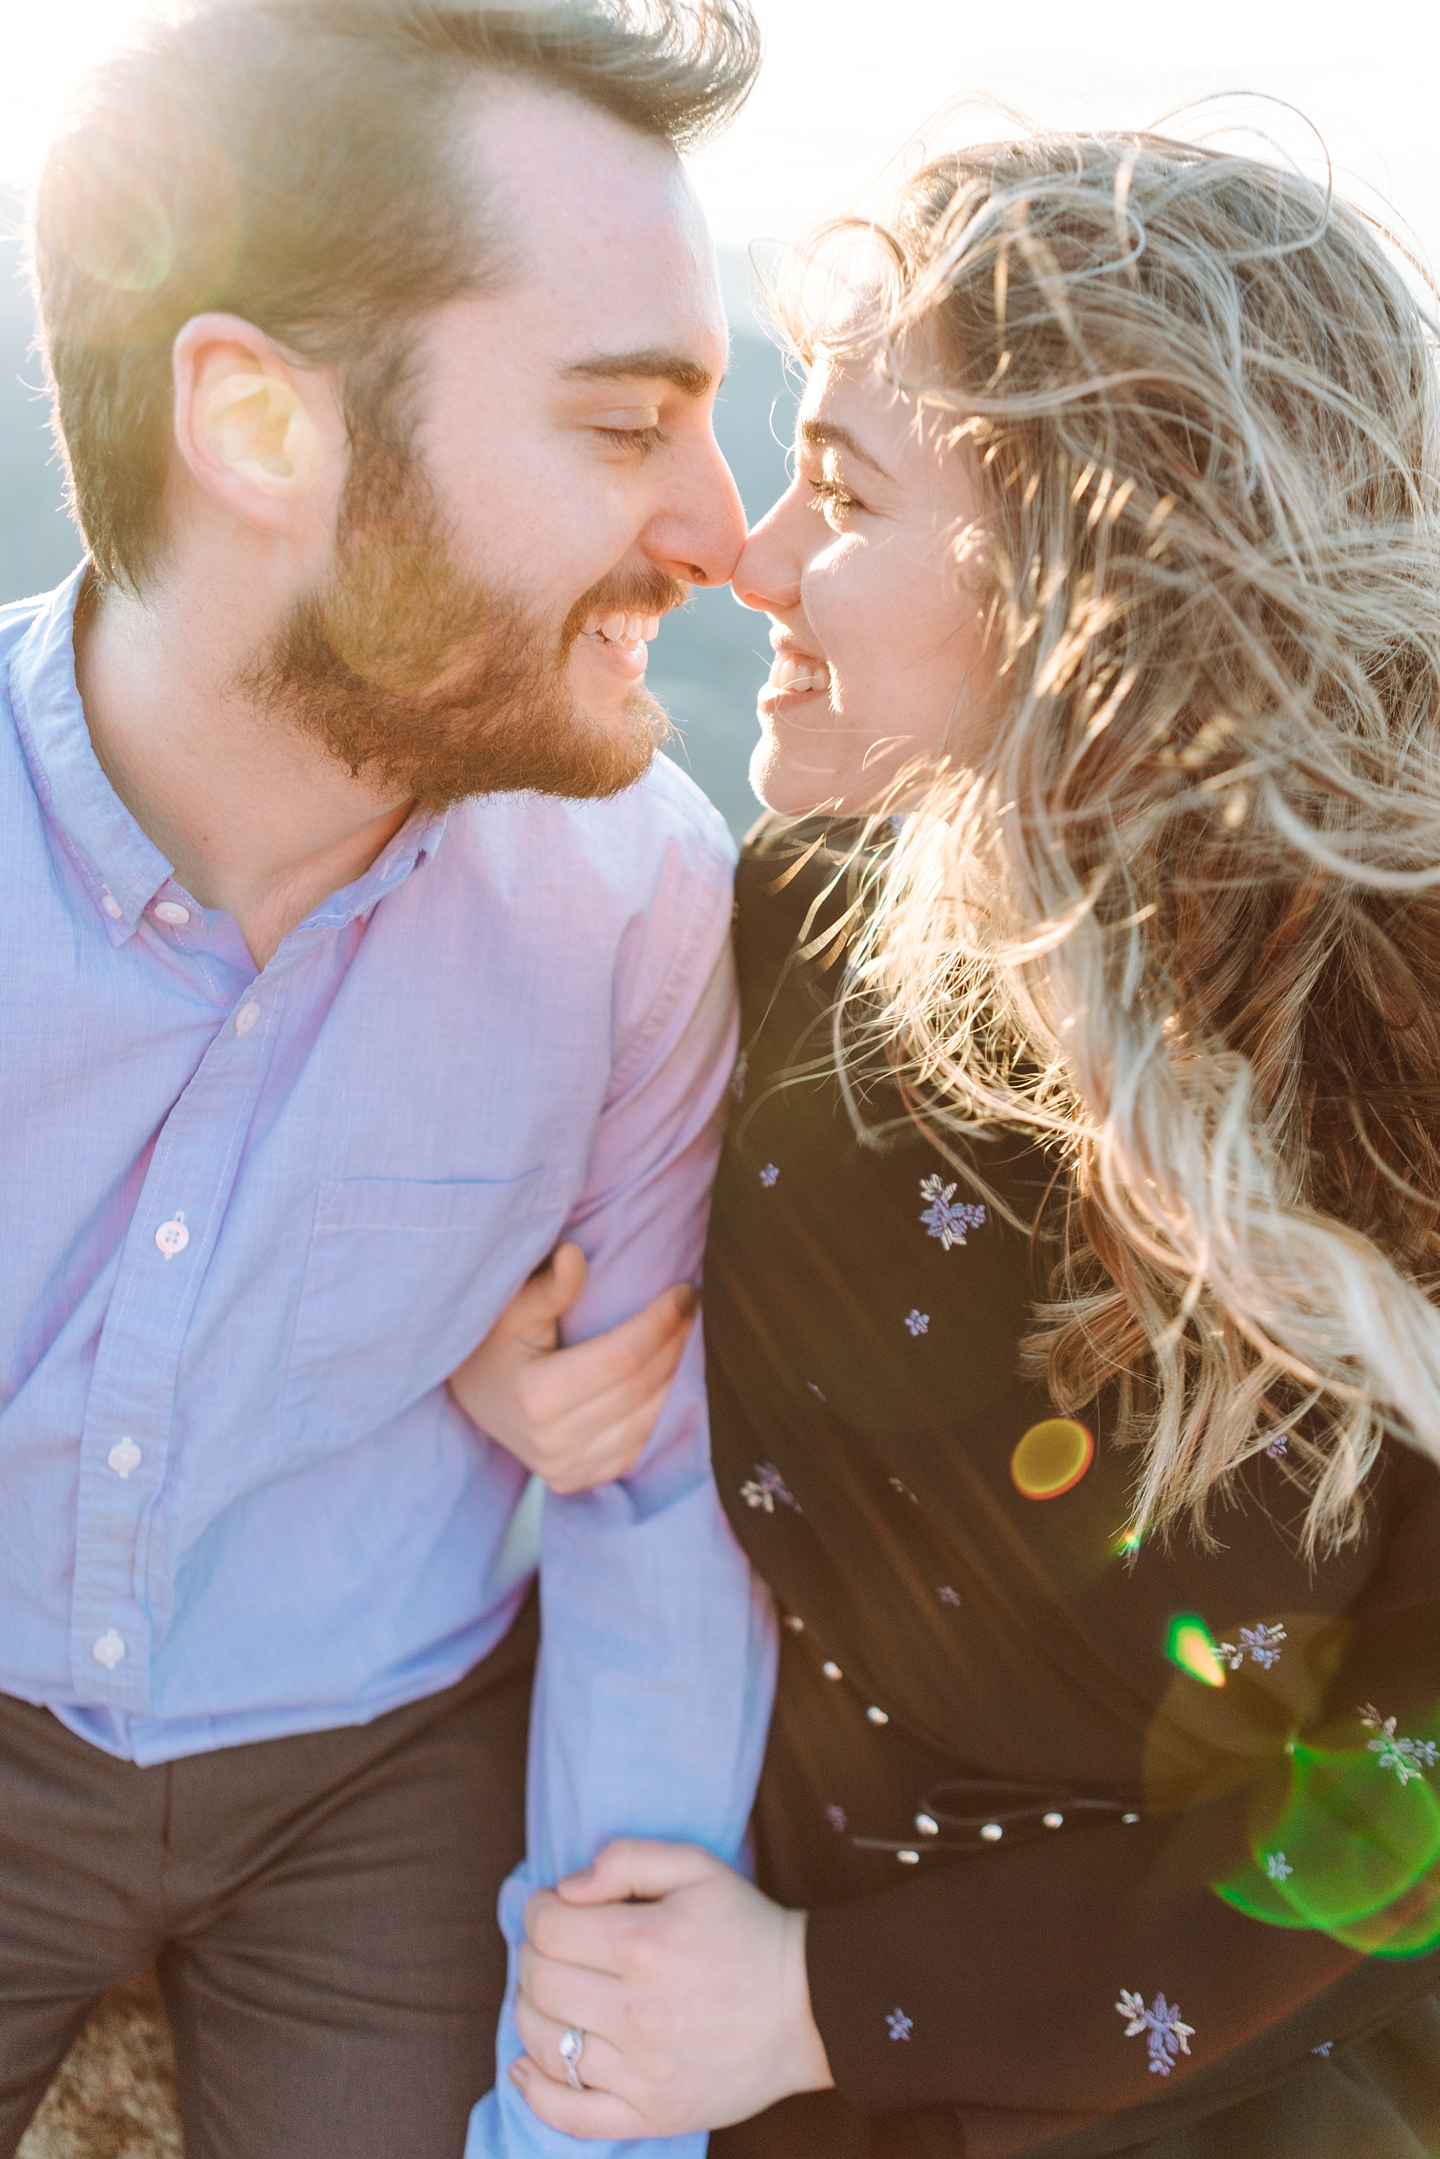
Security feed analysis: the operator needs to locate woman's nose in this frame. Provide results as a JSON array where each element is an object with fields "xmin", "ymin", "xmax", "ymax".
[{"xmin": 731, "ymin": 497, "xmax": 801, "ymax": 616}]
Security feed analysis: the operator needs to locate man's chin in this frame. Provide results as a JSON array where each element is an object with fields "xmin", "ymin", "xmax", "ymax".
[
  {"xmin": 568, "ymin": 627, "xmax": 653, "ymax": 700},
  {"xmin": 562, "ymin": 678, "xmax": 671, "ymax": 778},
  {"xmin": 427, "ymin": 684, "xmax": 664, "ymax": 810}
]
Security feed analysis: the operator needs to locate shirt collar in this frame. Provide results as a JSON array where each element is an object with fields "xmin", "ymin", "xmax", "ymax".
[
  {"xmin": 8, "ymin": 566, "xmax": 450, "ymax": 945},
  {"xmin": 10, "ymin": 567, "xmax": 170, "ymax": 944}
]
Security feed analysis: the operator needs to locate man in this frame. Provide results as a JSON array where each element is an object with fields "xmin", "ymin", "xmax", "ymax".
[{"xmin": 0, "ymin": 6, "xmax": 775, "ymax": 2157}]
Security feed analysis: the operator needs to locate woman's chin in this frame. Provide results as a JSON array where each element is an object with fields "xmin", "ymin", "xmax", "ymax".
[
  {"xmin": 750, "ymin": 728, "xmax": 881, "ymax": 819},
  {"xmin": 748, "ymin": 732, "xmax": 832, "ymax": 817}
]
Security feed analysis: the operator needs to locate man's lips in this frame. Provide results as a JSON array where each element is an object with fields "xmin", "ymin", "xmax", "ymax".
[
  {"xmin": 580, "ymin": 610, "xmax": 662, "ymax": 648},
  {"xmin": 574, "ymin": 609, "xmax": 661, "ymax": 683}
]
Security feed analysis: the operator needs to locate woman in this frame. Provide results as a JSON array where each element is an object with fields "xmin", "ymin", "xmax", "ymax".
[{"xmin": 454, "ymin": 129, "xmax": 1440, "ymax": 2154}]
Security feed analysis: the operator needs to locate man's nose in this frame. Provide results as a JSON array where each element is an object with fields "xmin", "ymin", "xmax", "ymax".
[{"xmin": 650, "ymin": 435, "xmax": 748, "ymax": 589}]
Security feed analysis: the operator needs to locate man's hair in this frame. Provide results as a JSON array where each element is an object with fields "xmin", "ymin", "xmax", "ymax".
[{"xmin": 31, "ymin": 0, "xmax": 760, "ymax": 590}]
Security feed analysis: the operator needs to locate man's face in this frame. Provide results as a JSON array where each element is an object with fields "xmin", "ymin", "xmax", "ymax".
[{"xmin": 254, "ymin": 81, "xmax": 746, "ymax": 809}]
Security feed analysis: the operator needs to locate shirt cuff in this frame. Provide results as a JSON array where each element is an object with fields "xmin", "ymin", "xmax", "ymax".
[{"xmin": 466, "ymin": 1869, "xmax": 710, "ymax": 2159}]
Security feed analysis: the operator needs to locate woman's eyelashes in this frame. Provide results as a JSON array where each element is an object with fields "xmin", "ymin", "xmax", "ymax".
[{"xmin": 808, "ymin": 475, "xmax": 861, "ymax": 528}]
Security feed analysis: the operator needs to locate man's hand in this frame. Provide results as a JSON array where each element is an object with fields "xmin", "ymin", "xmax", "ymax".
[
  {"xmin": 447, "ymin": 1244, "xmax": 697, "ymax": 1494},
  {"xmin": 510, "ymin": 1839, "xmax": 834, "ymax": 2139}
]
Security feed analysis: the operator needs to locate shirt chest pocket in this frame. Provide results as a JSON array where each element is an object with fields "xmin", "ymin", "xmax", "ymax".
[{"xmin": 283, "ymin": 1172, "xmax": 573, "ymax": 1446}]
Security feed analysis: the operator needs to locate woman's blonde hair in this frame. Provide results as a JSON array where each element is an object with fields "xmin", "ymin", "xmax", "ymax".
[{"xmin": 789, "ymin": 132, "xmax": 1440, "ymax": 1550}]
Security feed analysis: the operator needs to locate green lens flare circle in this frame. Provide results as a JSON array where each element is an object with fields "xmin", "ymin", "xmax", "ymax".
[{"xmin": 1010, "ymin": 1418, "xmax": 1094, "ymax": 1500}]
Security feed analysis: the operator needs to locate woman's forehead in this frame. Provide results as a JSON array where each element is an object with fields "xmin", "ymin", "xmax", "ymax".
[{"xmin": 799, "ymin": 349, "xmax": 970, "ymax": 480}]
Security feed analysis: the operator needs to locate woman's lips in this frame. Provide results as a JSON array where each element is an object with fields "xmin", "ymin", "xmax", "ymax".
[{"xmin": 759, "ymin": 649, "xmax": 832, "ymax": 711}]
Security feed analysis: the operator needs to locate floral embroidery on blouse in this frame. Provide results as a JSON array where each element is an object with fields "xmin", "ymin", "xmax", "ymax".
[
  {"xmin": 1265, "ymin": 1431, "xmax": 1289, "ymax": 1458},
  {"xmin": 740, "ymin": 1463, "xmax": 801, "ymax": 1514},
  {"xmin": 1116, "ymin": 1991, "xmax": 1194, "ymax": 2077},
  {"xmin": 886, "ymin": 2008, "xmax": 914, "ymax": 2042},
  {"xmin": 1360, "ymin": 1705, "xmax": 1439, "ymax": 1784},
  {"xmin": 904, "ymin": 1309, "xmax": 930, "ymax": 1336},
  {"xmin": 918, "ymin": 1175, "xmax": 986, "ymax": 1250},
  {"xmin": 825, "ymin": 1804, "xmax": 847, "ymax": 1832},
  {"xmin": 1312, "ymin": 2041, "xmax": 1334, "ymax": 2058},
  {"xmin": 1265, "ymin": 1850, "xmax": 1294, "ymax": 1882},
  {"xmin": 758, "ymin": 1163, "xmax": 780, "ymax": 1188},
  {"xmin": 1216, "ymin": 1622, "xmax": 1287, "ymax": 1671},
  {"xmin": 937, "ymin": 1585, "xmax": 962, "ymax": 1606}
]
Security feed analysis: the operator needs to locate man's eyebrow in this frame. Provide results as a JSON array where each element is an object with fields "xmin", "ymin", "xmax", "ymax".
[
  {"xmin": 799, "ymin": 416, "xmax": 893, "ymax": 479},
  {"xmin": 563, "ymin": 348, "xmax": 714, "ymax": 396}
]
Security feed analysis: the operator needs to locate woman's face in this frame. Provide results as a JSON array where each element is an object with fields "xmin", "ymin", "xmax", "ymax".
[{"xmin": 734, "ymin": 347, "xmax": 996, "ymax": 816}]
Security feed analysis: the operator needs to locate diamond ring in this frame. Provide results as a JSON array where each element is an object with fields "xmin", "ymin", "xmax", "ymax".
[{"xmin": 558, "ymin": 2027, "xmax": 585, "ymax": 2091}]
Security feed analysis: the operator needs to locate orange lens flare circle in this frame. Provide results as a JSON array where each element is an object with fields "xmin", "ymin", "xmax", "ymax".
[{"xmin": 1010, "ymin": 1418, "xmax": 1094, "ymax": 1500}]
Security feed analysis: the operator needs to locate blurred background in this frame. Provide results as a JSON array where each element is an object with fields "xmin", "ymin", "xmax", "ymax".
[{"xmin": 2, "ymin": 0, "xmax": 1436, "ymax": 836}]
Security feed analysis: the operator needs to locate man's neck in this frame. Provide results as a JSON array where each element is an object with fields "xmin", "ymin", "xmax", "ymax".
[{"xmin": 74, "ymin": 572, "xmax": 414, "ymax": 970}]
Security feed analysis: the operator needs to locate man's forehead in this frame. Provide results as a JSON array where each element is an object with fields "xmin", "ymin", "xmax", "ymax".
[{"xmin": 464, "ymin": 81, "xmax": 727, "ymax": 381}]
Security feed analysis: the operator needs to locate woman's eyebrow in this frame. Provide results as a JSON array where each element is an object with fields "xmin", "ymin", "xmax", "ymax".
[{"xmin": 798, "ymin": 415, "xmax": 894, "ymax": 480}]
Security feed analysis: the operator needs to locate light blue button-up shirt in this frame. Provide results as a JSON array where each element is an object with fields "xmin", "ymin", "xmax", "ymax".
[{"xmin": 2, "ymin": 569, "xmax": 777, "ymax": 2155}]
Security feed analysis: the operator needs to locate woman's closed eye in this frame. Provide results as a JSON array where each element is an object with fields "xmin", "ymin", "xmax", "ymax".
[{"xmin": 808, "ymin": 475, "xmax": 862, "ymax": 528}]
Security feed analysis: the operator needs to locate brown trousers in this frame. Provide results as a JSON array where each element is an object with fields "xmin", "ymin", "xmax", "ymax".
[{"xmin": 0, "ymin": 1596, "xmax": 535, "ymax": 2159}]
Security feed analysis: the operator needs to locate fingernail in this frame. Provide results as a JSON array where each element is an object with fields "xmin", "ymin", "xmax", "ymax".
[{"xmin": 676, "ymin": 1283, "xmax": 700, "ymax": 1316}]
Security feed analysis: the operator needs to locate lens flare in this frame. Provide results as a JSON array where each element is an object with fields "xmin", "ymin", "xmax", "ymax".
[
  {"xmin": 1216, "ymin": 1739, "xmax": 1440, "ymax": 1957},
  {"xmin": 1010, "ymin": 1418, "xmax": 1094, "ymax": 1500},
  {"xmin": 1166, "ymin": 1613, "xmax": 1227, "ymax": 1689},
  {"xmin": 45, "ymin": 111, "xmax": 238, "ymax": 339}
]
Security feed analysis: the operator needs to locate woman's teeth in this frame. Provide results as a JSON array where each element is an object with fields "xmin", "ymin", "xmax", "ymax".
[
  {"xmin": 581, "ymin": 611, "xmax": 660, "ymax": 647},
  {"xmin": 768, "ymin": 653, "xmax": 831, "ymax": 694}
]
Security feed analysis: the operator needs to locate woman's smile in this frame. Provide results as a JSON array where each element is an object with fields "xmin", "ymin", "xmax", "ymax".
[{"xmin": 759, "ymin": 634, "xmax": 832, "ymax": 711}]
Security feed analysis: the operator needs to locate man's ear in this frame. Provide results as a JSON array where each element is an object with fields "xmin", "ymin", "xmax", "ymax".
[{"xmin": 172, "ymin": 313, "xmax": 339, "ymax": 531}]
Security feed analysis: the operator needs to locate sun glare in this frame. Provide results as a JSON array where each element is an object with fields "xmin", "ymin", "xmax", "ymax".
[
  {"xmin": 4, "ymin": 0, "xmax": 1438, "ymax": 286},
  {"xmin": 2, "ymin": 3, "xmax": 159, "ymax": 196}
]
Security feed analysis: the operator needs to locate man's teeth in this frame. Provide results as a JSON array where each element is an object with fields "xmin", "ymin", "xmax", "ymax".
[
  {"xmin": 580, "ymin": 610, "xmax": 661, "ymax": 647},
  {"xmin": 769, "ymin": 654, "xmax": 831, "ymax": 694}
]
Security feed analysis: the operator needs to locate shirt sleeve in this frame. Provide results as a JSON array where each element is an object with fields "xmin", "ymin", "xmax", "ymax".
[
  {"xmin": 467, "ymin": 820, "xmax": 780, "ymax": 2159},
  {"xmin": 803, "ymin": 1450, "xmax": 1440, "ymax": 2128}
]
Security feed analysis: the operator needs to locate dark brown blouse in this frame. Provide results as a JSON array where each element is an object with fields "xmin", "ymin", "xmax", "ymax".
[{"xmin": 704, "ymin": 818, "xmax": 1440, "ymax": 2159}]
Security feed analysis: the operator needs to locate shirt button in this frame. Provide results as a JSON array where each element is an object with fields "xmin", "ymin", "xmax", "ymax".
[
  {"xmin": 822, "ymin": 1661, "xmax": 842, "ymax": 1680},
  {"xmin": 866, "ymin": 1706, "xmax": 889, "ymax": 1725},
  {"xmin": 153, "ymin": 901, "xmax": 190, "ymax": 926},
  {"xmin": 234, "ymin": 1001, "xmax": 261, "ymax": 1036},
  {"xmin": 107, "ymin": 1437, "xmax": 142, "ymax": 1479},
  {"xmin": 101, "ymin": 890, "xmax": 123, "ymax": 920},
  {"xmin": 155, "ymin": 1214, "xmax": 190, "ymax": 1259},
  {"xmin": 92, "ymin": 1629, "xmax": 126, "ymax": 1669}
]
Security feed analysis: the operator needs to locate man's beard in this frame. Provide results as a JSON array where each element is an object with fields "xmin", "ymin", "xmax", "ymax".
[{"xmin": 240, "ymin": 447, "xmax": 687, "ymax": 811}]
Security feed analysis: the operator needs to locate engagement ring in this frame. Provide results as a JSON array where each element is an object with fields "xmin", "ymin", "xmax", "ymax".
[{"xmin": 558, "ymin": 2026, "xmax": 586, "ymax": 2091}]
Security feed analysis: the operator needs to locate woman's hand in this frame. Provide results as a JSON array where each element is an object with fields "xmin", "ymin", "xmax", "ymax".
[
  {"xmin": 511, "ymin": 1839, "xmax": 834, "ymax": 2138},
  {"xmin": 446, "ymin": 1243, "xmax": 697, "ymax": 1494}
]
